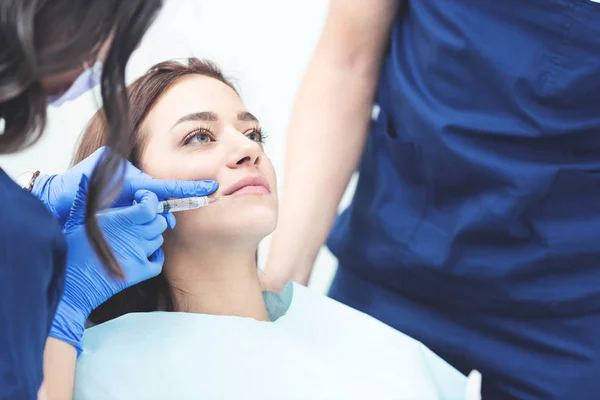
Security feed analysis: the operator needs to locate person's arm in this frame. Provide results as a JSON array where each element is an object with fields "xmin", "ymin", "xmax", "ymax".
[
  {"xmin": 41, "ymin": 177, "xmax": 176, "ymax": 398},
  {"xmin": 264, "ymin": 0, "xmax": 401, "ymax": 289},
  {"xmin": 40, "ymin": 338, "xmax": 77, "ymax": 400}
]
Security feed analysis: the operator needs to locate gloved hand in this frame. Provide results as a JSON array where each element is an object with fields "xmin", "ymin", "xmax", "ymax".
[
  {"xmin": 32, "ymin": 146, "xmax": 217, "ymax": 226},
  {"xmin": 50, "ymin": 176, "xmax": 173, "ymax": 354}
]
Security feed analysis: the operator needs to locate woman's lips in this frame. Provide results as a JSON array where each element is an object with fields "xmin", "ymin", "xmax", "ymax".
[
  {"xmin": 223, "ymin": 175, "xmax": 271, "ymax": 197},
  {"xmin": 229, "ymin": 185, "xmax": 270, "ymax": 196}
]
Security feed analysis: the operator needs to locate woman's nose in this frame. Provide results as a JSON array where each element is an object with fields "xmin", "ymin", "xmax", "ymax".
[{"xmin": 227, "ymin": 135, "xmax": 262, "ymax": 168}]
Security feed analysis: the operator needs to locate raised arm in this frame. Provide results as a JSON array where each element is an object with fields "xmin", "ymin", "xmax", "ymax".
[{"xmin": 265, "ymin": 0, "xmax": 401, "ymax": 288}]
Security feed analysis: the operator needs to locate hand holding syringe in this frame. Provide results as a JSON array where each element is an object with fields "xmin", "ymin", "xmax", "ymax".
[{"xmin": 96, "ymin": 196, "xmax": 217, "ymax": 216}]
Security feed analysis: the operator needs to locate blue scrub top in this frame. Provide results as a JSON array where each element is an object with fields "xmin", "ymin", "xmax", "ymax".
[
  {"xmin": 328, "ymin": 0, "xmax": 600, "ymax": 317},
  {"xmin": 0, "ymin": 169, "xmax": 66, "ymax": 398}
]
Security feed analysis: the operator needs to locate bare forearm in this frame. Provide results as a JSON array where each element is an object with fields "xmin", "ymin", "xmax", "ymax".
[
  {"xmin": 265, "ymin": 0, "xmax": 400, "ymax": 287},
  {"xmin": 269, "ymin": 66, "xmax": 376, "ymax": 284},
  {"xmin": 42, "ymin": 338, "xmax": 77, "ymax": 400}
]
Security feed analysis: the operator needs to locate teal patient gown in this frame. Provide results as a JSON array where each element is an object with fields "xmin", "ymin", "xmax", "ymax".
[{"xmin": 74, "ymin": 283, "xmax": 468, "ymax": 399}]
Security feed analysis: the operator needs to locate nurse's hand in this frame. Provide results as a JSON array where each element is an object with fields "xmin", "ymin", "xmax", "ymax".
[
  {"xmin": 49, "ymin": 177, "xmax": 170, "ymax": 354},
  {"xmin": 31, "ymin": 146, "xmax": 217, "ymax": 226}
]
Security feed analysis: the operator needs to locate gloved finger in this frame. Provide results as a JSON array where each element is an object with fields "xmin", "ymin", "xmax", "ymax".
[
  {"xmin": 120, "ymin": 190, "xmax": 159, "ymax": 224},
  {"xmin": 80, "ymin": 147, "xmax": 130, "ymax": 202},
  {"xmin": 147, "ymin": 248, "xmax": 165, "ymax": 276},
  {"xmin": 143, "ymin": 234, "xmax": 164, "ymax": 258},
  {"xmin": 164, "ymin": 212, "xmax": 176, "ymax": 229},
  {"xmin": 137, "ymin": 215, "xmax": 169, "ymax": 239},
  {"xmin": 123, "ymin": 175, "xmax": 218, "ymax": 201},
  {"xmin": 127, "ymin": 252, "xmax": 164, "ymax": 286},
  {"xmin": 73, "ymin": 146, "xmax": 111, "ymax": 172}
]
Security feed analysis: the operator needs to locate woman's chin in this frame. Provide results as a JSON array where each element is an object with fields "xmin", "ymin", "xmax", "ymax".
[
  {"xmin": 171, "ymin": 197, "xmax": 277, "ymax": 241},
  {"xmin": 217, "ymin": 194, "xmax": 278, "ymax": 221},
  {"xmin": 184, "ymin": 206, "xmax": 277, "ymax": 237},
  {"xmin": 226, "ymin": 211, "xmax": 278, "ymax": 236}
]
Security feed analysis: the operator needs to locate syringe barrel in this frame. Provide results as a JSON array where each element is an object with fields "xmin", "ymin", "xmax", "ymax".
[{"xmin": 156, "ymin": 196, "xmax": 211, "ymax": 213}]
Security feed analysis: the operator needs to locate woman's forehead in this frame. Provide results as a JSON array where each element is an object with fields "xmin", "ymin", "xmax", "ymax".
[
  {"xmin": 142, "ymin": 75, "xmax": 249, "ymax": 134},
  {"xmin": 156, "ymin": 75, "xmax": 245, "ymax": 118}
]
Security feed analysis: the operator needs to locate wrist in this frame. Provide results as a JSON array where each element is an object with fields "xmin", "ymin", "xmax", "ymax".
[
  {"xmin": 50, "ymin": 299, "xmax": 88, "ymax": 356},
  {"xmin": 30, "ymin": 172, "xmax": 54, "ymax": 199},
  {"xmin": 16, "ymin": 170, "xmax": 41, "ymax": 192},
  {"xmin": 30, "ymin": 173, "xmax": 60, "ymax": 216}
]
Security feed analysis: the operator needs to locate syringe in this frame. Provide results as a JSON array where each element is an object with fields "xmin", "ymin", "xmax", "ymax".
[
  {"xmin": 96, "ymin": 196, "xmax": 217, "ymax": 216},
  {"xmin": 157, "ymin": 196, "xmax": 216, "ymax": 213}
]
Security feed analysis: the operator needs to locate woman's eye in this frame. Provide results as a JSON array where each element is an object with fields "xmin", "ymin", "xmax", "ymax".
[
  {"xmin": 190, "ymin": 133, "xmax": 211, "ymax": 144},
  {"xmin": 185, "ymin": 130, "xmax": 213, "ymax": 145},
  {"xmin": 246, "ymin": 129, "xmax": 262, "ymax": 143}
]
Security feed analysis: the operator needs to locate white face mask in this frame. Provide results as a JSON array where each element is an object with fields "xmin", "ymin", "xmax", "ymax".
[{"xmin": 48, "ymin": 61, "xmax": 103, "ymax": 107}]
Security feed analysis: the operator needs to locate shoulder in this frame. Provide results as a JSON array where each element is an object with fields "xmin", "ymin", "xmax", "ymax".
[
  {"xmin": 285, "ymin": 283, "xmax": 469, "ymax": 397},
  {"xmin": 0, "ymin": 170, "xmax": 66, "ymax": 285}
]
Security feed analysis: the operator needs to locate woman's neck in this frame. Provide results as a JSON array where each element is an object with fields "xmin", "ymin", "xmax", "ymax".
[{"xmin": 162, "ymin": 240, "xmax": 269, "ymax": 322}]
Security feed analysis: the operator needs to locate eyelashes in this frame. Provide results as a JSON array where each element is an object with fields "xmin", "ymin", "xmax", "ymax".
[
  {"xmin": 246, "ymin": 127, "xmax": 267, "ymax": 144},
  {"xmin": 182, "ymin": 126, "xmax": 267, "ymax": 146},
  {"xmin": 182, "ymin": 126, "xmax": 213, "ymax": 145},
  {"xmin": 258, "ymin": 131, "xmax": 268, "ymax": 144}
]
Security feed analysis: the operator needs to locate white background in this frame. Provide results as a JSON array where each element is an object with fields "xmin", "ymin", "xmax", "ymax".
[{"xmin": 0, "ymin": 0, "xmax": 358, "ymax": 295}]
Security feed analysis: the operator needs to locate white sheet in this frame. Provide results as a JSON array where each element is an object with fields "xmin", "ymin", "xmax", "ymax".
[{"xmin": 74, "ymin": 283, "xmax": 468, "ymax": 399}]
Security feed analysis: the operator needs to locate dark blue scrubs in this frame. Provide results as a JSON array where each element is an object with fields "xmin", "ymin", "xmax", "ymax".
[
  {"xmin": 327, "ymin": 1, "xmax": 600, "ymax": 398},
  {"xmin": 0, "ymin": 169, "xmax": 66, "ymax": 399}
]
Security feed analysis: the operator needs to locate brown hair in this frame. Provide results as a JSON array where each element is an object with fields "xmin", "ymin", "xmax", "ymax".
[
  {"xmin": 0, "ymin": 0, "xmax": 162, "ymax": 281},
  {"xmin": 72, "ymin": 58, "xmax": 238, "ymax": 324}
]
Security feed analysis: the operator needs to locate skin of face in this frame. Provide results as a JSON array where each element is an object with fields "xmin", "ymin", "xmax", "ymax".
[{"xmin": 139, "ymin": 74, "xmax": 278, "ymax": 248}]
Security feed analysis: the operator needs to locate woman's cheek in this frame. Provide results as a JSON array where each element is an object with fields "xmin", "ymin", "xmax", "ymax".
[{"xmin": 168, "ymin": 160, "xmax": 221, "ymax": 182}]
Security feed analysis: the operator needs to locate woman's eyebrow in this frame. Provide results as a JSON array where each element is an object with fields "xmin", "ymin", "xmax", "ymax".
[
  {"xmin": 170, "ymin": 111, "xmax": 258, "ymax": 131},
  {"xmin": 170, "ymin": 111, "xmax": 218, "ymax": 130},
  {"xmin": 237, "ymin": 111, "xmax": 258, "ymax": 122}
]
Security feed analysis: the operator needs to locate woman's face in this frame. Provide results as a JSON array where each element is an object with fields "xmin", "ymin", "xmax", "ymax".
[{"xmin": 139, "ymin": 74, "xmax": 278, "ymax": 244}]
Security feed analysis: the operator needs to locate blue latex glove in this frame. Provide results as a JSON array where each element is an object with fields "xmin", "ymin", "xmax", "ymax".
[
  {"xmin": 50, "ymin": 176, "xmax": 173, "ymax": 354},
  {"xmin": 31, "ymin": 146, "xmax": 217, "ymax": 226}
]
